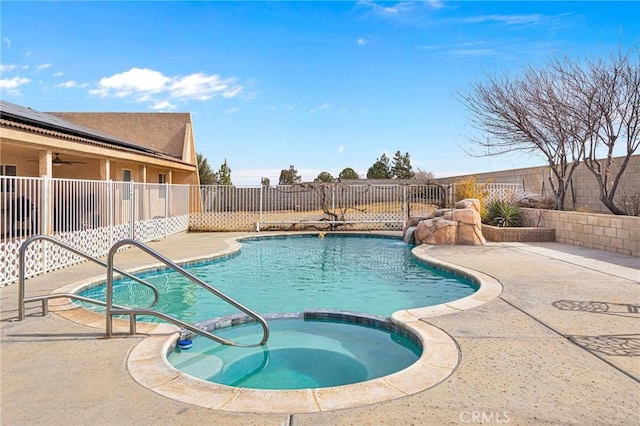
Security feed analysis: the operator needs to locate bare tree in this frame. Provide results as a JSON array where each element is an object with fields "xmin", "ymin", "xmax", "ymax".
[
  {"xmin": 460, "ymin": 60, "xmax": 591, "ymax": 210},
  {"xmin": 414, "ymin": 168, "xmax": 435, "ymax": 181},
  {"xmin": 562, "ymin": 48, "xmax": 639, "ymax": 214}
]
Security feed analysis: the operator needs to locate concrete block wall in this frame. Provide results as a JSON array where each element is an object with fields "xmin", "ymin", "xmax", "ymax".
[
  {"xmin": 521, "ymin": 208, "xmax": 640, "ymax": 257},
  {"xmin": 434, "ymin": 155, "xmax": 640, "ymax": 214}
]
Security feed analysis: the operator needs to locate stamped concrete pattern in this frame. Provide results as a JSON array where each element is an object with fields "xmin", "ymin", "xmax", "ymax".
[{"xmin": 1, "ymin": 232, "xmax": 639, "ymax": 425}]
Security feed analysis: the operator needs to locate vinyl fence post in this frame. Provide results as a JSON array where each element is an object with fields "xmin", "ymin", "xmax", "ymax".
[
  {"xmin": 129, "ymin": 180, "xmax": 135, "ymax": 239},
  {"xmin": 41, "ymin": 175, "xmax": 49, "ymax": 273},
  {"xmin": 164, "ymin": 183, "xmax": 169, "ymax": 239},
  {"xmin": 257, "ymin": 185, "xmax": 263, "ymax": 232},
  {"xmin": 402, "ymin": 185, "xmax": 407, "ymax": 228},
  {"xmin": 108, "ymin": 180, "xmax": 114, "ymax": 247}
]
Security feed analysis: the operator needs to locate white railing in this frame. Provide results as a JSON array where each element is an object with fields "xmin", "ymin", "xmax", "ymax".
[{"xmin": 1, "ymin": 176, "xmax": 190, "ymax": 287}]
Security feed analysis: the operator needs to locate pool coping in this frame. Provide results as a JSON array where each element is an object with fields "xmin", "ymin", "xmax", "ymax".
[{"xmin": 47, "ymin": 232, "xmax": 503, "ymax": 414}]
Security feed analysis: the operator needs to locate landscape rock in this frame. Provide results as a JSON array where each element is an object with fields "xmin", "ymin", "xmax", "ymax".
[
  {"xmin": 406, "ymin": 198, "xmax": 486, "ymax": 246},
  {"xmin": 414, "ymin": 218, "xmax": 458, "ymax": 245}
]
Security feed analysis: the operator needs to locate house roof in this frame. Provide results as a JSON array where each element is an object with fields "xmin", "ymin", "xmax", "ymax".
[{"xmin": 0, "ymin": 100, "xmax": 188, "ymax": 164}]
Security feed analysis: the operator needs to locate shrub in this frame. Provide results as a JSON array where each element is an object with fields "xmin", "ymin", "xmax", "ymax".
[
  {"xmin": 486, "ymin": 200, "xmax": 522, "ymax": 227},
  {"xmin": 620, "ymin": 188, "xmax": 640, "ymax": 216},
  {"xmin": 453, "ymin": 175, "xmax": 492, "ymax": 216},
  {"xmin": 516, "ymin": 195, "xmax": 555, "ymax": 210}
]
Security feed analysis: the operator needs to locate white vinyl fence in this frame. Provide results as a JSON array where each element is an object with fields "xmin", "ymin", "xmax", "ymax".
[
  {"xmin": 2, "ymin": 176, "xmax": 521, "ymax": 286},
  {"xmin": 189, "ymin": 183, "xmax": 450, "ymax": 232},
  {"xmin": 1, "ymin": 176, "xmax": 189, "ymax": 287},
  {"xmin": 189, "ymin": 182, "xmax": 522, "ymax": 232}
]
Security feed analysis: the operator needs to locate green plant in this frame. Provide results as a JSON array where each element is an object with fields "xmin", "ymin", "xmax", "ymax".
[
  {"xmin": 486, "ymin": 200, "xmax": 522, "ymax": 227},
  {"xmin": 453, "ymin": 175, "xmax": 492, "ymax": 216}
]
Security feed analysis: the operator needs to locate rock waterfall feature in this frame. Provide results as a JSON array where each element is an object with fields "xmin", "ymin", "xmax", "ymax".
[{"xmin": 403, "ymin": 198, "xmax": 486, "ymax": 246}]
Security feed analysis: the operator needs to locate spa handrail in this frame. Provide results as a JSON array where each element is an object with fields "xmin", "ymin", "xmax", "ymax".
[
  {"xmin": 18, "ymin": 235, "xmax": 160, "ymax": 321},
  {"xmin": 106, "ymin": 239, "xmax": 269, "ymax": 347}
]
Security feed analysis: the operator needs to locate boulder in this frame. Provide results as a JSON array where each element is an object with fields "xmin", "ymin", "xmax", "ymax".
[
  {"xmin": 451, "ymin": 207, "xmax": 486, "ymax": 245},
  {"xmin": 404, "ymin": 198, "xmax": 486, "ymax": 246},
  {"xmin": 414, "ymin": 217, "xmax": 458, "ymax": 245},
  {"xmin": 455, "ymin": 198, "xmax": 481, "ymax": 213}
]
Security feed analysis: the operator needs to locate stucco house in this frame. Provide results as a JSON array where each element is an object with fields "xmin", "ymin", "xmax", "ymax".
[{"xmin": 0, "ymin": 100, "xmax": 199, "ymax": 185}]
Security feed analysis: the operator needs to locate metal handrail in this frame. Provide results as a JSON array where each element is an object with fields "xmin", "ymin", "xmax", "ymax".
[
  {"xmin": 18, "ymin": 235, "xmax": 160, "ymax": 321},
  {"xmin": 106, "ymin": 239, "xmax": 269, "ymax": 347}
]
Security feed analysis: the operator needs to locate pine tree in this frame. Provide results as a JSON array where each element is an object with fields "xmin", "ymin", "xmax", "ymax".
[
  {"xmin": 391, "ymin": 151, "xmax": 414, "ymax": 179},
  {"xmin": 279, "ymin": 165, "xmax": 302, "ymax": 185},
  {"xmin": 338, "ymin": 167, "xmax": 359, "ymax": 180},
  {"xmin": 315, "ymin": 171, "xmax": 335, "ymax": 182},
  {"xmin": 217, "ymin": 159, "xmax": 233, "ymax": 185},
  {"xmin": 366, "ymin": 154, "xmax": 392, "ymax": 179},
  {"xmin": 197, "ymin": 153, "xmax": 218, "ymax": 185}
]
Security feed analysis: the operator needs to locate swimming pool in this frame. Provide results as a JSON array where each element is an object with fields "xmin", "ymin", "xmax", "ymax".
[
  {"xmin": 79, "ymin": 234, "xmax": 478, "ymax": 320},
  {"xmin": 56, "ymin": 233, "xmax": 502, "ymax": 412}
]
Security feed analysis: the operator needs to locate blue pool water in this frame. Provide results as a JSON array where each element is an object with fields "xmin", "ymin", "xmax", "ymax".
[
  {"xmin": 168, "ymin": 315, "xmax": 421, "ymax": 389},
  {"xmin": 79, "ymin": 235, "xmax": 478, "ymax": 320}
]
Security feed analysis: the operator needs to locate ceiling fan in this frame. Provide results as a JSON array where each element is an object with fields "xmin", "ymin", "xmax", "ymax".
[
  {"xmin": 52, "ymin": 153, "xmax": 86, "ymax": 166},
  {"xmin": 28, "ymin": 153, "xmax": 87, "ymax": 166}
]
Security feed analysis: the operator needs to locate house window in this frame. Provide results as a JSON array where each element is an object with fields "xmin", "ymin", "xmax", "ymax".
[
  {"xmin": 158, "ymin": 173, "xmax": 167, "ymax": 184},
  {"xmin": 1, "ymin": 164, "xmax": 17, "ymax": 192}
]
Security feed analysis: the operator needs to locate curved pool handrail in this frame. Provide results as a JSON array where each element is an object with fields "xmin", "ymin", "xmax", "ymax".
[
  {"xmin": 105, "ymin": 239, "xmax": 269, "ymax": 347},
  {"xmin": 18, "ymin": 235, "xmax": 160, "ymax": 321}
]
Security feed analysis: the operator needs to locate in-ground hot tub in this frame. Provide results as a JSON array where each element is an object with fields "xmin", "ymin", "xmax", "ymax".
[{"xmin": 168, "ymin": 312, "xmax": 422, "ymax": 390}]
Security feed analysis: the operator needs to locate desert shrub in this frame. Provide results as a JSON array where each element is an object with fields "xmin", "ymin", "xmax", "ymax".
[
  {"xmin": 516, "ymin": 195, "xmax": 555, "ymax": 210},
  {"xmin": 453, "ymin": 175, "xmax": 492, "ymax": 216},
  {"xmin": 485, "ymin": 200, "xmax": 522, "ymax": 227},
  {"xmin": 620, "ymin": 189, "xmax": 640, "ymax": 216}
]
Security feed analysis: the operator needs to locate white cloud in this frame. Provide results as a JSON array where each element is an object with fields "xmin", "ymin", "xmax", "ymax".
[
  {"xmin": 90, "ymin": 67, "xmax": 170, "ymax": 98},
  {"xmin": 150, "ymin": 100, "xmax": 177, "ymax": 110},
  {"xmin": 460, "ymin": 14, "xmax": 544, "ymax": 26},
  {"xmin": 418, "ymin": 44, "xmax": 442, "ymax": 50},
  {"xmin": 358, "ymin": 0, "xmax": 416, "ymax": 17},
  {"xmin": 221, "ymin": 85, "xmax": 243, "ymax": 98},
  {"xmin": 34, "ymin": 63, "xmax": 52, "ymax": 72},
  {"xmin": 0, "ymin": 76, "xmax": 30, "ymax": 91},
  {"xmin": 448, "ymin": 48, "xmax": 496, "ymax": 57},
  {"xmin": 337, "ymin": 145, "xmax": 345, "ymax": 154},
  {"xmin": 54, "ymin": 80, "xmax": 79, "ymax": 88},
  {"xmin": 170, "ymin": 72, "xmax": 242, "ymax": 100},
  {"xmin": 89, "ymin": 67, "xmax": 244, "ymax": 106},
  {"xmin": 0, "ymin": 64, "xmax": 17, "ymax": 72},
  {"xmin": 3, "ymin": 37, "xmax": 10, "ymax": 49},
  {"xmin": 310, "ymin": 102, "xmax": 331, "ymax": 113},
  {"xmin": 225, "ymin": 107, "xmax": 240, "ymax": 114},
  {"xmin": 53, "ymin": 71, "xmax": 64, "ymax": 77},
  {"xmin": 357, "ymin": 37, "xmax": 368, "ymax": 45}
]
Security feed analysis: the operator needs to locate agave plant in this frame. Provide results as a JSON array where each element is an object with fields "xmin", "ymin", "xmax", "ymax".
[{"xmin": 486, "ymin": 200, "xmax": 522, "ymax": 227}]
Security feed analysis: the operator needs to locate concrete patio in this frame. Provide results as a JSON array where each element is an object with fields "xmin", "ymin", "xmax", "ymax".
[{"xmin": 1, "ymin": 232, "xmax": 638, "ymax": 425}]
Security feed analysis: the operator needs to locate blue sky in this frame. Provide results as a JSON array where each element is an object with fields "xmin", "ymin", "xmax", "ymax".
[{"xmin": 1, "ymin": 1, "xmax": 638, "ymax": 185}]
